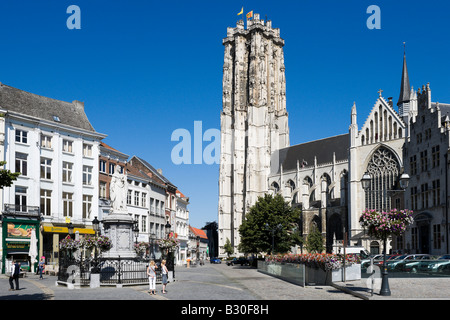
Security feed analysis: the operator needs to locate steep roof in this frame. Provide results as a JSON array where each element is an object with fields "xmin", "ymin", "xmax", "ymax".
[
  {"xmin": 0, "ymin": 83, "xmax": 96, "ymax": 132},
  {"xmin": 132, "ymin": 156, "xmax": 177, "ymax": 189},
  {"xmin": 189, "ymin": 226, "xmax": 208, "ymax": 240},
  {"xmin": 272, "ymin": 134, "xmax": 349, "ymax": 174},
  {"xmin": 397, "ymin": 53, "xmax": 411, "ymax": 106}
]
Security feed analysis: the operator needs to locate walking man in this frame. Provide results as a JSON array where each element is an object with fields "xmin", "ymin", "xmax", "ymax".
[{"xmin": 9, "ymin": 260, "xmax": 20, "ymax": 291}]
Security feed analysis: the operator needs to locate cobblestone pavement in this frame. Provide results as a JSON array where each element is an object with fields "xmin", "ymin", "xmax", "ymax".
[
  {"xmin": 0, "ymin": 263, "xmax": 357, "ymax": 301},
  {"xmin": 1, "ymin": 264, "xmax": 448, "ymax": 301},
  {"xmin": 333, "ymin": 277, "xmax": 450, "ymax": 300}
]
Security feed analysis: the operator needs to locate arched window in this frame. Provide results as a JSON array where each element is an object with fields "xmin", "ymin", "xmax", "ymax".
[
  {"xmin": 271, "ymin": 181, "xmax": 280, "ymax": 193},
  {"xmin": 303, "ymin": 176, "xmax": 315, "ymax": 202},
  {"xmin": 364, "ymin": 147, "xmax": 400, "ymax": 211},
  {"xmin": 370, "ymin": 241, "xmax": 380, "ymax": 254},
  {"xmin": 287, "ymin": 179, "xmax": 295, "ymax": 191}
]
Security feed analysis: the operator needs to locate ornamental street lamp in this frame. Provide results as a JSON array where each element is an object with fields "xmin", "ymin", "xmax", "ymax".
[
  {"xmin": 67, "ymin": 222, "xmax": 74, "ymax": 238},
  {"xmin": 196, "ymin": 235, "xmax": 200, "ymax": 265},
  {"xmin": 361, "ymin": 171, "xmax": 410, "ymax": 296},
  {"xmin": 92, "ymin": 216, "xmax": 100, "ymax": 236},
  {"xmin": 265, "ymin": 223, "xmax": 282, "ymax": 255},
  {"xmin": 92, "ymin": 216, "xmax": 100, "ymax": 273},
  {"xmin": 149, "ymin": 232, "xmax": 156, "ymax": 260},
  {"xmin": 133, "ymin": 219, "xmax": 139, "ymax": 245},
  {"xmin": 165, "ymin": 221, "xmax": 171, "ymax": 239}
]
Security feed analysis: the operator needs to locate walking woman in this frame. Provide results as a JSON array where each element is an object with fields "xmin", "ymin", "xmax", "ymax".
[
  {"xmin": 161, "ymin": 259, "xmax": 169, "ymax": 294},
  {"xmin": 147, "ymin": 260, "xmax": 157, "ymax": 295}
]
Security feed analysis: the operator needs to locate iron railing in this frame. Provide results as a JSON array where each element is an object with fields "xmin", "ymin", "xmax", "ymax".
[
  {"xmin": 3, "ymin": 204, "xmax": 40, "ymax": 218},
  {"xmin": 58, "ymin": 255, "xmax": 174, "ymax": 286}
]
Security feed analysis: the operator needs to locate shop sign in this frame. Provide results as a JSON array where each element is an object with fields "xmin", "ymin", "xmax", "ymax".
[{"xmin": 6, "ymin": 223, "xmax": 36, "ymax": 239}]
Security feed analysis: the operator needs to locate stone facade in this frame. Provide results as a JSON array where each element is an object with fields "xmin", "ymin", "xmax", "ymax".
[
  {"xmin": 218, "ymin": 17, "xmax": 450, "ymax": 256},
  {"xmin": 403, "ymin": 85, "xmax": 450, "ymax": 255},
  {"xmin": 218, "ymin": 15, "xmax": 290, "ymax": 256}
]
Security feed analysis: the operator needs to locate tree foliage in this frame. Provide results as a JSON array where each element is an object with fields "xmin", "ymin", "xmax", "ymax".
[
  {"xmin": 0, "ymin": 161, "xmax": 20, "ymax": 189},
  {"xmin": 304, "ymin": 225, "xmax": 324, "ymax": 253},
  {"xmin": 223, "ymin": 238, "xmax": 234, "ymax": 257},
  {"xmin": 238, "ymin": 194, "xmax": 301, "ymax": 255}
]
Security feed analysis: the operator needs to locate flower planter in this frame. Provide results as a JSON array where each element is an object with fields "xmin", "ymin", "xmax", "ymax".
[
  {"xmin": 305, "ymin": 264, "xmax": 361, "ymax": 285},
  {"xmin": 258, "ymin": 261, "xmax": 305, "ymax": 286},
  {"xmin": 258, "ymin": 261, "xmax": 361, "ymax": 286}
]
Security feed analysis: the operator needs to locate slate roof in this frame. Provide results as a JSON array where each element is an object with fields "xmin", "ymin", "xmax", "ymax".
[
  {"xmin": 132, "ymin": 156, "xmax": 177, "ymax": 189},
  {"xmin": 272, "ymin": 133, "xmax": 349, "ymax": 174},
  {"xmin": 431, "ymin": 103, "xmax": 450, "ymax": 123},
  {"xmin": 397, "ymin": 53, "xmax": 411, "ymax": 106},
  {"xmin": 0, "ymin": 83, "xmax": 95, "ymax": 132}
]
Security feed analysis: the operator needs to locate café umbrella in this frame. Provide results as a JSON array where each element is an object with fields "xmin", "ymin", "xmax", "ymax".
[{"xmin": 28, "ymin": 228, "xmax": 38, "ymax": 273}]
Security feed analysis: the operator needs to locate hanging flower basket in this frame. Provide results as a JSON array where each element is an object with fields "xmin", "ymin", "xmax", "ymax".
[
  {"xmin": 80, "ymin": 235, "xmax": 113, "ymax": 252},
  {"xmin": 359, "ymin": 208, "xmax": 414, "ymax": 239},
  {"xmin": 82, "ymin": 236, "xmax": 97, "ymax": 250},
  {"xmin": 96, "ymin": 236, "xmax": 113, "ymax": 252},
  {"xmin": 158, "ymin": 237, "xmax": 180, "ymax": 252},
  {"xmin": 134, "ymin": 242, "xmax": 147, "ymax": 256},
  {"xmin": 59, "ymin": 237, "xmax": 81, "ymax": 251}
]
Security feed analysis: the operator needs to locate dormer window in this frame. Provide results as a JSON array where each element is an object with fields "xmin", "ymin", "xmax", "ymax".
[{"xmin": 53, "ymin": 115, "xmax": 61, "ymax": 122}]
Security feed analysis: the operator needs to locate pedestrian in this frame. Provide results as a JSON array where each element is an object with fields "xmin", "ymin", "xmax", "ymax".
[
  {"xmin": 9, "ymin": 260, "xmax": 20, "ymax": 291},
  {"xmin": 147, "ymin": 260, "xmax": 157, "ymax": 295},
  {"xmin": 38, "ymin": 258, "xmax": 45, "ymax": 279},
  {"xmin": 161, "ymin": 259, "xmax": 169, "ymax": 294}
]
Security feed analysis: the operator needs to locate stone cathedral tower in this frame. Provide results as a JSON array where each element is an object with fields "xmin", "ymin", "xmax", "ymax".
[{"xmin": 218, "ymin": 15, "xmax": 290, "ymax": 256}]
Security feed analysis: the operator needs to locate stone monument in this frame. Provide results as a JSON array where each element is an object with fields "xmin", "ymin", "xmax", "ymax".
[{"xmin": 102, "ymin": 165, "xmax": 137, "ymax": 258}]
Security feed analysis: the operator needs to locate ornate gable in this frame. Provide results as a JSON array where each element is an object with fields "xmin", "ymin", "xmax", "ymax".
[{"xmin": 358, "ymin": 93, "xmax": 405, "ymax": 147}]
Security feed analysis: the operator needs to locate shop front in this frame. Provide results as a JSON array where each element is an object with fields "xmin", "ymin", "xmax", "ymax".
[
  {"xmin": 1, "ymin": 218, "xmax": 40, "ymax": 274},
  {"xmin": 41, "ymin": 223, "xmax": 95, "ymax": 269}
]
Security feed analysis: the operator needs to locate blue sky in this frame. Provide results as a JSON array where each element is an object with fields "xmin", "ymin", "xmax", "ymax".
[{"xmin": 1, "ymin": 1, "xmax": 450, "ymax": 228}]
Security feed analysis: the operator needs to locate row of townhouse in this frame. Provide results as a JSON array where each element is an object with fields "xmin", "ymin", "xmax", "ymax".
[{"xmin": 0, "ymin": 82, "xmax": 194, "ymax": 273}]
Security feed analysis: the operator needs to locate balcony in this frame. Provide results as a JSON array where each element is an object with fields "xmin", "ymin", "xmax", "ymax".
[{"xmin": 3, "ymin": 204, "xmax": 41, "ymax": 218}]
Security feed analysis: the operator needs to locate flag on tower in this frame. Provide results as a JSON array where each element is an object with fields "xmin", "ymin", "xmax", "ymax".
[
  {"xmin": 237, "ymin": 7, "xmax": 243, "ymax": 16},
  {"xmin": 246, "ymin": 11, "xmax": 253, "ymax": 19}
]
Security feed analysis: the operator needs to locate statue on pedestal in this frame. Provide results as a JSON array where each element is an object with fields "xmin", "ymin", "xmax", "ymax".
[{"xmin": 110, "ymin": 165, "xmax": 127, "ymax": 213}]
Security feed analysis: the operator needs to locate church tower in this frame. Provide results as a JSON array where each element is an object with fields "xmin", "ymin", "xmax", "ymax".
[
  {"xmin": 218, "ymin": 14, "xmax": 290, "ymax": 256},
  {"xmin": 397, "ymin": 50, "xmax": 418, "ymax": 137}
]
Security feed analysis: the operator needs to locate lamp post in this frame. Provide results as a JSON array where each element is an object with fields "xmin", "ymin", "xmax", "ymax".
[
  {"xmin": 265, "ymin": 223, "xmax": 282, "ymax": 254},
  {"xmin": 92, "ymin": 216, "xmax": 100, "ymax": 273},
  {"xmin": 165, "ymin": 221, "xmax": 171, "ymax": 239},
  {"xmin": 149, "ymin": 232, "xmax": 156, "ymax": 260},
  {"xmin": 361, "ymin": 171, "xmax": 410, "ymax": 296},
  {"xmin": 92, "ymin": 217, "xmax": 100, "ymax": 235},
  {"xmin": 196, "ymin": 235, "xmax": 200, "ymax": 265},
  {"xmin": 67, "ymin": 222, "xmax": 74, "ymax": 239},
  {"xmin": 133, "ymin": 219, "xmax": 139, "ymax": 245}
]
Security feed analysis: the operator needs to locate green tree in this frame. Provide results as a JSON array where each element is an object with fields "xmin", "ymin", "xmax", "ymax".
[
  {"xmin": 0, "ymin": 161, "xmax": 20, "ymax": 189},
  {"xmin": 305, "ymin": 225, "xmax": 324, "ymax": 253},
  {"xmin": 223, "ymin": 237, "xmax": 234, "ymax": 257},
  {"xmin": 238, "ymin": 194, "xmax": 301, "ymax": 255}
]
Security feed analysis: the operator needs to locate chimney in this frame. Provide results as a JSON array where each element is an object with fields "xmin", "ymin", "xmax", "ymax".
[{"xmin": 72, "ymin": 100, "xmax": 85, "ymax": 109}]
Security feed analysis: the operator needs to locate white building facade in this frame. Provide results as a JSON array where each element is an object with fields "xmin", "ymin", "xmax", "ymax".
[
  {"xmin": 0, "ymin": 83, "xmax": 106, "ymax": 270},
  {"xmin": 175, "ymin": 190, "xmax": 189, "ymax": 265}
]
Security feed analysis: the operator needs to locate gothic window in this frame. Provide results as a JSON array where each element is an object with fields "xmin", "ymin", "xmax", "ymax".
[
  {"xmin": 271, "ymin": 181, "xmax": 280, "ymax": 193},
  {"xmin": 303, "ymin": 176, "xmax": 315, "ymax": 202},
  {"xmin": 364, "ymin": 147, "xmax": 400, "ymax": 211},
  {"xmin": 287, "ymin": 179, "xmax": 295, "ymax": 191},
  {"xmin": 322, "ymin": 173, "xmax": 333, "ymax": 200}
]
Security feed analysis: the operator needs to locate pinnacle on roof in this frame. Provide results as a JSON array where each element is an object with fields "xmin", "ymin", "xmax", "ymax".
[{"xmin": 397, "ymin": 52, "xmax": 411, "ymax": 106}]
